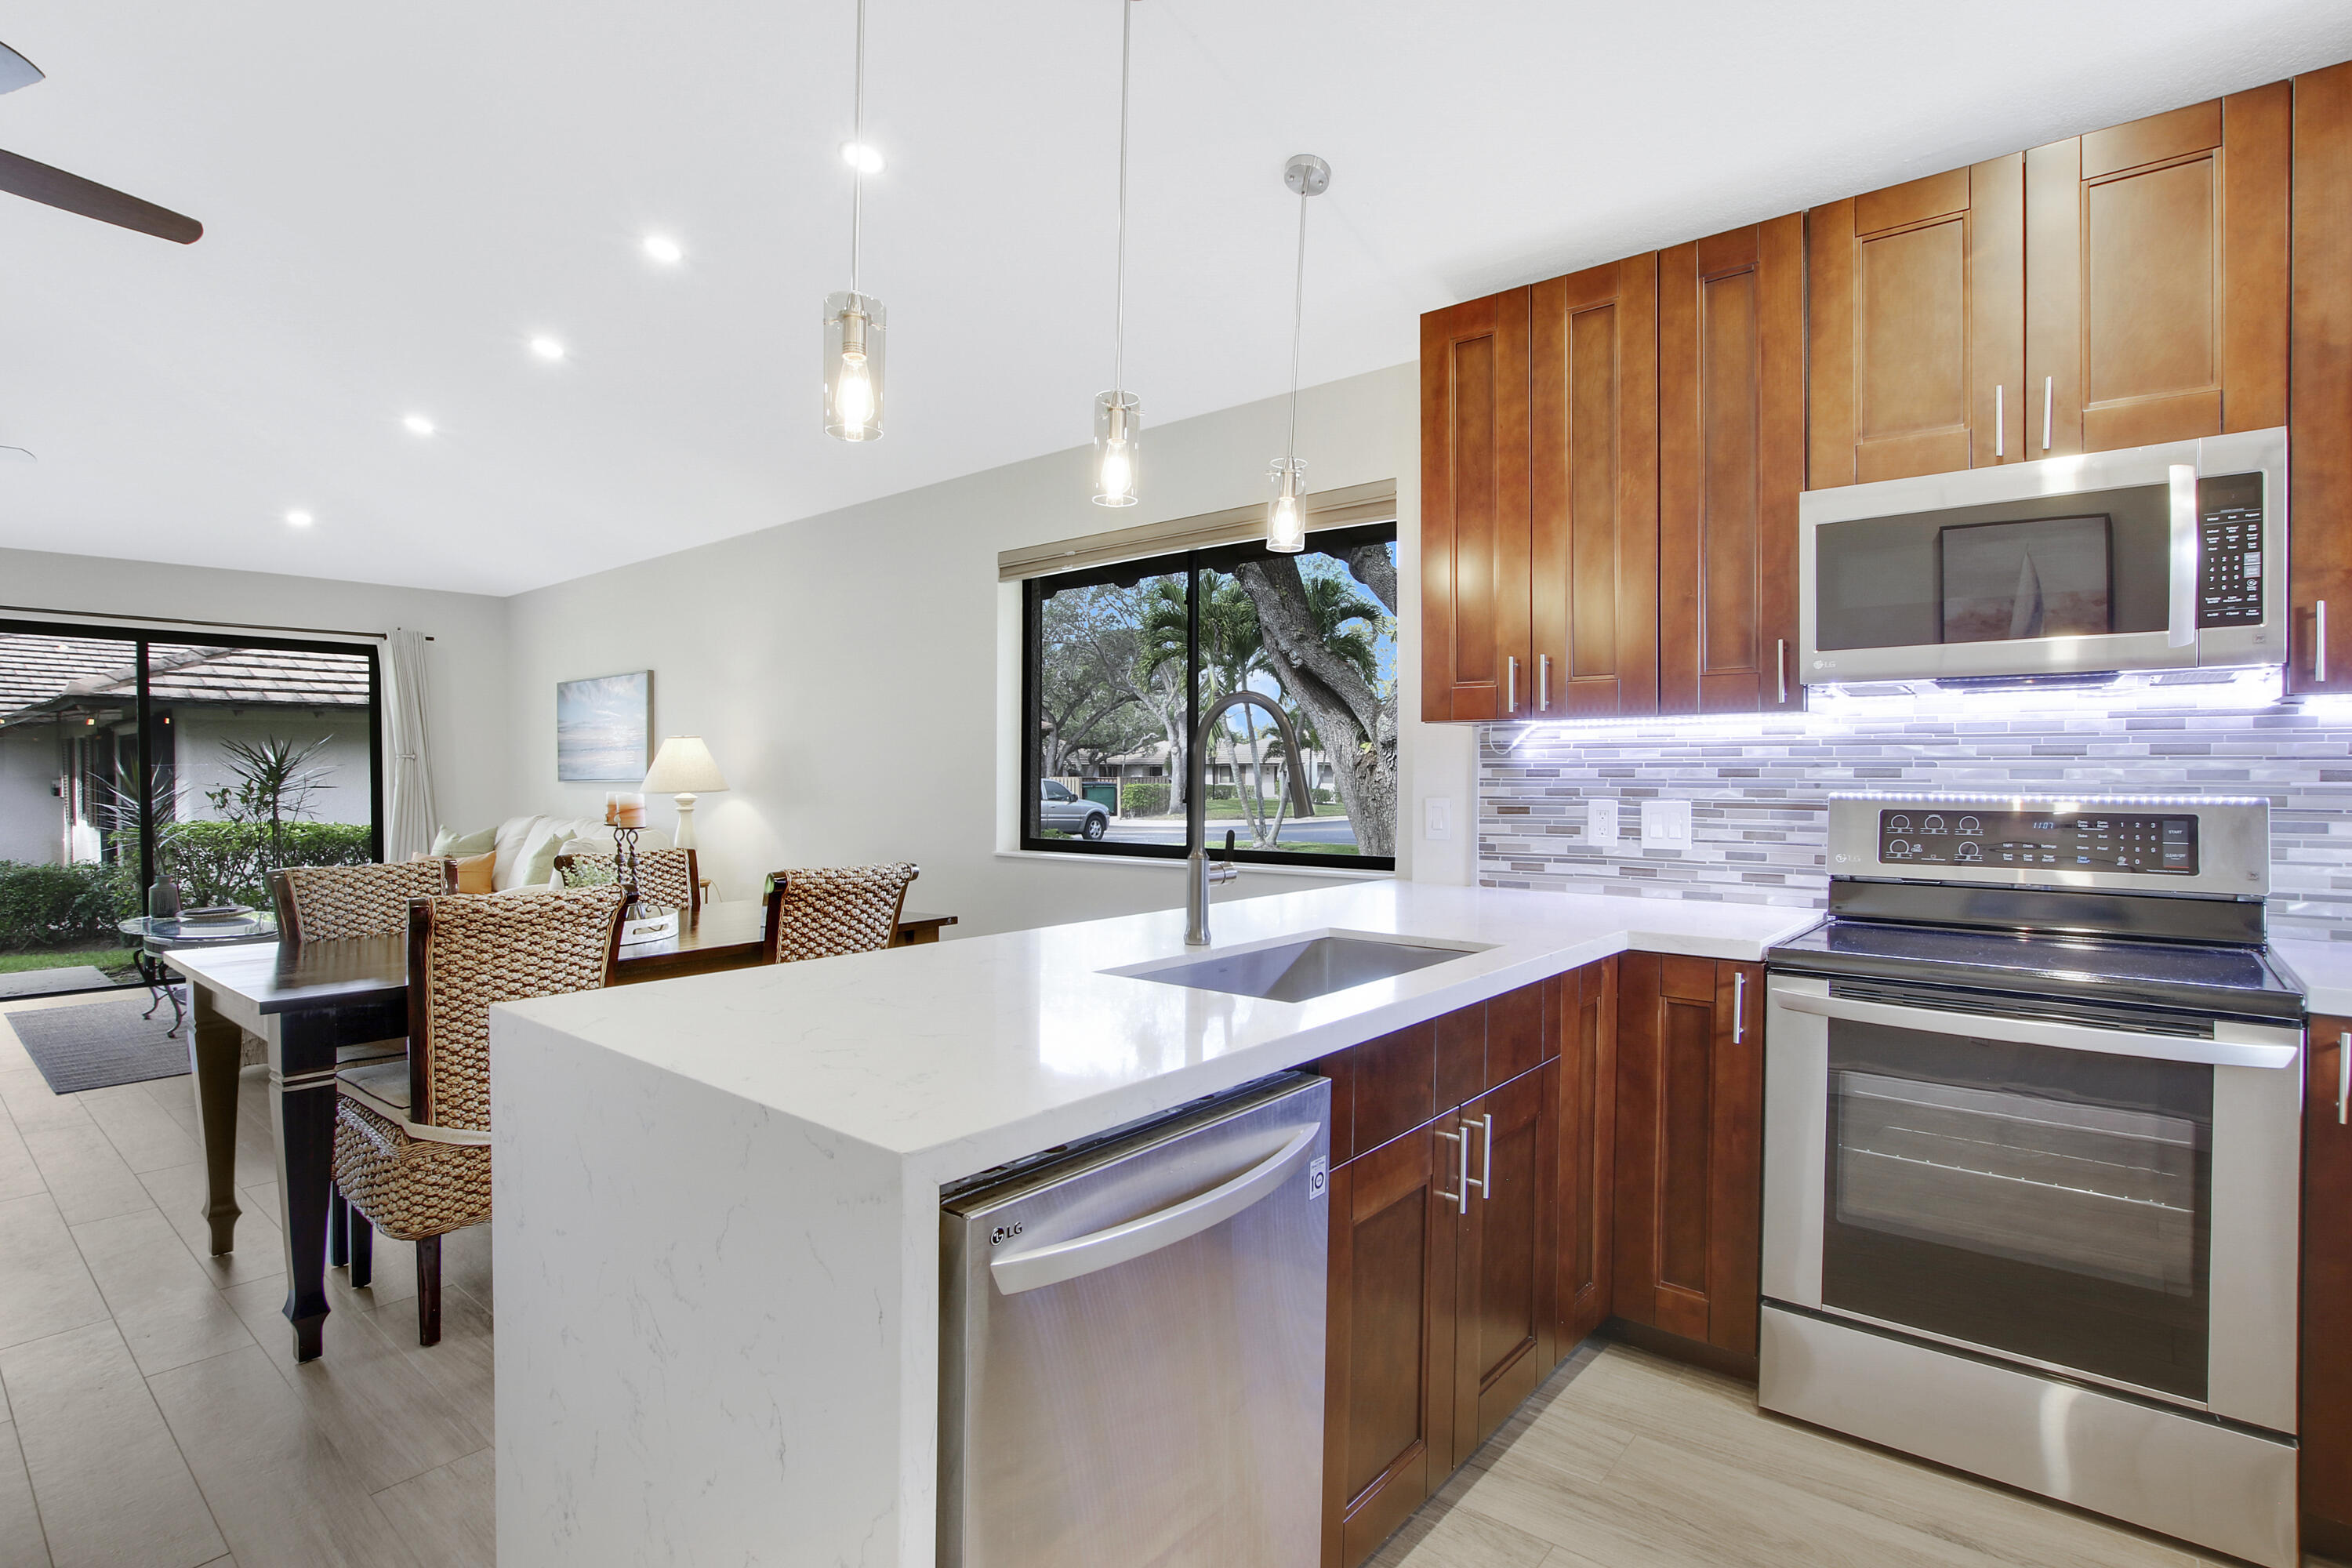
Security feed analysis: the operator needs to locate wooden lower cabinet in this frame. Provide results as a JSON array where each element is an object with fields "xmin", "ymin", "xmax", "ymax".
[
  {"xmin": 1450, "ymin": 1063, "xmax": 1559, "ymax": 1463},
  {"xmin": 2306, "ymin": 1016, "xmax": 2352, "ymax": 1552},
  {"xmin": 1611, "ymin": 952, "xmax": 1765, "ymax": 1356},
  {"xmin": 1555, "ymin": 957, "xmax": 1617, "ymax": 1347}
]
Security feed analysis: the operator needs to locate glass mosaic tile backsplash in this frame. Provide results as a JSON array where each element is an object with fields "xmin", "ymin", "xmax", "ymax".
[{"xmin": 1476, "ymin": 680, "xmax": 2352, "ymax": 942}]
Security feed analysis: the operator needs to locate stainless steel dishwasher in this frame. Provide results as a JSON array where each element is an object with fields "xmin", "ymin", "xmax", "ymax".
[{"xmin": 938, "ymin": 1073, "xmax": 1330, "ymax": 1567}]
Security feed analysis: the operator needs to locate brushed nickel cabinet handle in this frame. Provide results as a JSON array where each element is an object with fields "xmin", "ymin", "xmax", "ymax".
[
  {"xmin": 1475, "ymin": 1113, "xmax": 1494, "ymax": 1202},
  {"xmin": 1538, "ymin": 653, "xmax": 1552, "ymax": 713},
  {"xmin": 2321, "ymin": 601, "xmax": 2331, "ymax": 684},
  {"xmin": 1506, "ymin": 655, "xmax": 1519, "ymax": 715},
  {"xmin": 1994, "ymin": 384, "xmax": 2004, "ymax": 459},
  {"xmin": 1777, "ymin": 639, "xmax": 1788, "ymax": 705},
  {"xmin": 1733, "ymin": 971, "xmax": 1748, "ymax": 1044},
  {"xmin": 2042, "ymin": 376, "xmax": 2053, "ymax": 452},
  {"xmin": 1436, "ymin": 1125, "xmax": 1468, "ymax": 1212},
  {"xmin": 2339, "ymin": 1031, "xmax": 2349, "ymax": 1126}
]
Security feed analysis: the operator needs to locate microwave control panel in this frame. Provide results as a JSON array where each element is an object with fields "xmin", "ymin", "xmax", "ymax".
[
  {"xmin": 2198, "ymin": 472, "xmax": 2266, "ymax": 628},
  {"xmin": 1877, "ymin": 809, "xmax": 2198, "ymax": 875}
]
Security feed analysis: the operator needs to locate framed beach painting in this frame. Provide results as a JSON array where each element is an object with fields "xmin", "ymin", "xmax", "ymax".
[{"xmin": 556, "ymin": 671, "xmax": 653, "ymax": 782}]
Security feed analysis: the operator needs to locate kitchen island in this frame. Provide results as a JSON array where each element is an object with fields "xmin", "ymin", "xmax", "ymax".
[{"xmin": 489, "ymin": 880, "xmax": 1819, "ymax": 1567}]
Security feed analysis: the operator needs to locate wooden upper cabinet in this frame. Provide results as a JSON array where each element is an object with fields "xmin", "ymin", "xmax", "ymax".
[
  {"xmin": 1658, "ymin": 218, "xmax": 1804, "ymax": 714},
  {"xmin": 1529, "ymin": 256, "xmax": 1659, "ymax": 717},
  {"xmin": 1808, "ymin": 156, "xmax": 2024, "ymax": 487},
  {"xmin": 2027, "ymin": 85, "xmax": 2290, "ymax": 456},
  {"xmin": 2293, "ymin": 61, "xmax": 2352, "ymax": 695},
  {"xmin": 1420, "ymin": 290, "xmax": 1530, "ymax": 723},
  {"xmin": 2306, "ymin": 1017, "xmax": 2352, "ymax": 1554},
  {"xmin": 1612, "ymin": 953, "xmax": 1765, "ymax": 1356}
]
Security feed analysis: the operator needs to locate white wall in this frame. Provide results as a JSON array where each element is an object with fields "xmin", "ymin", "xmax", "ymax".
[
  {"xmin": 0, "ymin": 546, "xmax": 511, "ymax": 839},
  {"xmin": 506, "ymin": 362, "xmax": 1473, "ymax": 937}
]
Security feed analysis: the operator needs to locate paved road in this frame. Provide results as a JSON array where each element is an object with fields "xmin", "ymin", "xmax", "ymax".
[{"xmin": 1100, "ymin": 815, "xmax": 1363, "ymax": 848}]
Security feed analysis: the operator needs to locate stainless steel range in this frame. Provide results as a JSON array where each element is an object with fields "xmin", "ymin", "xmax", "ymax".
[{"xmin": 1761, "ymin": 794, "xmax": 2304, "ymax": 1568}]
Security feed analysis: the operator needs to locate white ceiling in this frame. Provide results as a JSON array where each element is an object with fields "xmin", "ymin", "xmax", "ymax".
[{"xmin": 0, "ymin": 1, "xmax": 2346, "ymax": 597}]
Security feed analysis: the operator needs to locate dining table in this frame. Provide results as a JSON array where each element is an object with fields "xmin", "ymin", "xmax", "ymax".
[{"xmin": 162, "ymin": 898, "xmax": 957, "ymax": 1360}]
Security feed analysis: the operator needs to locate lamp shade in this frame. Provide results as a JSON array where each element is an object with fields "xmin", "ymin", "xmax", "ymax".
[{"xmin": 642, "ymin": 736, "xmax": 728, "ymax": 794}]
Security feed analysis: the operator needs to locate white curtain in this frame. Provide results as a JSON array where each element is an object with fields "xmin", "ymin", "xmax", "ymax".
[{"xmin": 383, "ymin": 627, "xmax": 438, "ymax": 861}]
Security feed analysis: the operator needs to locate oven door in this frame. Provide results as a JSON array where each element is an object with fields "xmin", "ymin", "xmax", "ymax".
[
  {"xmin": 1798, "ymin": 427, "xmax": 2285, "ymax": 684},
  {"xmin": 1762, "ymin": 972, "xmax": 2301, "ymax": 1433}
]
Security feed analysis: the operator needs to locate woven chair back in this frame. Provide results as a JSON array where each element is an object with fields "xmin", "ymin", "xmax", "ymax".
[
  {"xmin": 274, "ymin": 860, "xmax": 453, "ymax": 942},
  {"xmin": 762, "ymin": 863, "xmax": 920, "ymax": 964},
  {"xmin": 408, "ymin": 887, "xmax": 626, "ymax": 1133},
  {"xmin": 556, "ymin": 847, "xmax": 699, "ymax": 918}
]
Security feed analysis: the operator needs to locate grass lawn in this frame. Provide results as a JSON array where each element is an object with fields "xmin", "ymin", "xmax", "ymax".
[{"xmin": 0, "ymin": 946, "xmax": 141, "ymax": 978}]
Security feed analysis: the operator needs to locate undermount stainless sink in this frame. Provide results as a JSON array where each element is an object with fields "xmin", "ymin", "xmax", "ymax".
[{"xmin": 1112, "ymin": 931, "xmax": 1483, "ymax": 1004}]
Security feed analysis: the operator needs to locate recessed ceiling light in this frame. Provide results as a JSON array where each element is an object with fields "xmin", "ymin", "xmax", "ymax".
[
  {"xmin": 285, "ymin": 509, "xmax": 314, "ymax": 527},
  {"xmin": 529, "ymin": 335, "xmax": 566, "ymax": 361},
  {"xmin": 642, "ymin": 234, "xmax": 684, "ymax": 265},
  {"xmin": 840, "ymin": 141, "xmax": 884, "ymax": 174},
  {"xmin": 402, "ymin": 414, "xmax": 435, "ymax": 437}
]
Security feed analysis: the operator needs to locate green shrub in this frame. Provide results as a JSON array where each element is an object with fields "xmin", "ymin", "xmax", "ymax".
[
  {"xmin": 151, "ymin": 820, "xmax": 373, "ymax": 908},
  {"xmin": 0, "ymin": 862, "xmax": 128, "ymax": 951},
  {"xmin": 1121, "ymin": 781, "xmax": 1171, "ymax": 818}
]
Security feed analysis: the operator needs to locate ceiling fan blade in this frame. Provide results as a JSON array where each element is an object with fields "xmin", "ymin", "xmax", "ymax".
[
  {"xmin": 0, "ymin": 43, "xmax": 42, "ymax": 96},
  {"xmin": 0, "ymin": 447, "xmax": 34, "ymax": 463},
  {"xmin": 0, "ymin": 148, "xmax": 199, "ymax": 242}
]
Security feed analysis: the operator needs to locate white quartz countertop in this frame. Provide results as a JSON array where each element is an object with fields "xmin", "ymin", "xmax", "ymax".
[
  {"xmin": 501, "ymin": 880, "xmax": 1820, "ymax": 1183},
  {"xmin": 2269, "ymin": 936, "xmax": 2352, "ymax": 1017}
]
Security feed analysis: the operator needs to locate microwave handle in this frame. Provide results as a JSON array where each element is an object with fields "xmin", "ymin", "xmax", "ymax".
[
  {"xmin": 2167, "ymin": 463, "xmax": 2198, "ymax": 649},
  {"xmin": 1770, "ymin": 987, "xmax": 2298, "ymax": 1070}
]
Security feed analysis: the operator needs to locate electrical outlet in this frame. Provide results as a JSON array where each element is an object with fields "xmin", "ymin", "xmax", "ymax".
[
  {"xmin": 1639, "ymin": 798, "xmax": 1693, "ymax": 851},
  {"xmin": 1585, "ymin": 798, "xmax": 1621, "ymax": 847},
  {"xmin": 1423, "ymin": 797, "xmax": 1454, "ymax": 841}
]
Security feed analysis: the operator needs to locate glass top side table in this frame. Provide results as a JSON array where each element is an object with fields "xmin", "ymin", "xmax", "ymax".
[{"xmin": 117, "ymin": 913, "xmax": 278, "ymax": 1036}]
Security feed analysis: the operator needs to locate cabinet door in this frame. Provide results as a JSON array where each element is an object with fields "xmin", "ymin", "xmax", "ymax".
[
  {"xmin": 1555, "ymin": 958, "xmax": 1617, "ymax": 1352},
  {"xmin": 1808, "ymin": 157, "xmax": 2024, "ymax": 487},
  {"xmin": 2294, "ymin": 61, "xmax": 2352, "ymax": 695},
  {"xmin": 1658, "ymin": 217, "xmax": 1804, "ymax": 715},
  {"xmin": 1420, "ymin": 289, "xmax": 1531, "ymax": 722},
  {"xmin": 1529, "ymin": 256, "xmax": 1657, "ymax": 717},
  {"xmin": 2306, "ymin": 1017, "xmax": 2352, "ymax": 1548},
  {"xmin": 1323, "ymin": 1123, "xmax": 1457, "ymax": 1568},
  {"xmin": 1612, "ymin": 954, "xmax": 1765, "ymax": 1355},
  {"xmin": 2027, "ymin": 85, "xmax": 2289, "ymax": 456},
  {"xmin": 1450, "ymin": 1063, "xmax": 1559, "ymax": 1465}
]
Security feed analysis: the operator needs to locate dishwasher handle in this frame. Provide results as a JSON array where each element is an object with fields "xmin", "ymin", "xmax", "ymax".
[{"xmin": 989, "ymin": 1124, "xmax": 1322, "ymax": 1295}]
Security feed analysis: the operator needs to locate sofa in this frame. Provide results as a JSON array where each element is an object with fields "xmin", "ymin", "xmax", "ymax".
[{"xmin": 430, "ymin": 815, "xmax": 677, "ymax": 895}]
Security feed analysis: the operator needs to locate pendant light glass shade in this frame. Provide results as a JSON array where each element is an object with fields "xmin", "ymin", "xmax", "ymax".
[
  {"xmin": 1094, "ymin": 390, "xmax": 1141, "ymax": 507},
  {"xmin": 824, "ymin": 290, "xmax": 886, "ymax": 441},
  {"xmin": 1266, "ymin": 457, "xmax": 1307, "ymax": 552}
]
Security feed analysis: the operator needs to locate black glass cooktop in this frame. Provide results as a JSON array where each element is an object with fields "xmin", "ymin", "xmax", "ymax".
[{"xmin": 1769, "ymin": 918, "xmax": 2307, "ymax": 1022}]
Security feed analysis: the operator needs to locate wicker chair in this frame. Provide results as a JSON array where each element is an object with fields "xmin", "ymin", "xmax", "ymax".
[
  {"xmin": 270, "ymin": 860, "xmax": 455, "ymax": 942},
  {"xmin": 330, "ymin": 886, "xmax": 626, "ymax": 1345},
  {"xmin": 761, "ymin": 863, "xmax": 920, "ymax": 964},
  {"xmin": 554, "ymin": 846, "xmax": 702, "ymax": 925}
]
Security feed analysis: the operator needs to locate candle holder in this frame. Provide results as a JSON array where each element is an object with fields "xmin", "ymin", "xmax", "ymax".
[{"xmin": 611, "ymin": 825, "xmax": 644, "ymax": 913}]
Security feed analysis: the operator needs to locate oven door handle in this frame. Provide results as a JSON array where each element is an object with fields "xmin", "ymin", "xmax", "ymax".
[{"xmin": 1770, "ymin": 987, "xmax": 2299, "ymax": 1070}]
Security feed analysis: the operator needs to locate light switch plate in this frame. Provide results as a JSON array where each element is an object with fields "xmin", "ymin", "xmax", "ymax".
[
  {"xmin": 1424, "ymin": 797, "xmax": 1454, "ymax": 841},
  {"xmin": 1639, "ymin": 798, "xmax": 1693, "ymax": 851},
  {"xmin": 1585, "ymin": 798, "xmax": 1621, "ymax": 847}
]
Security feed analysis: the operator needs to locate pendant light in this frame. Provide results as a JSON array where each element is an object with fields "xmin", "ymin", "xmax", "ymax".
[
  {"xmin": 1267, "ymin": 153, "xmax": 1329, "ymax": 553},
  {"xmin": 1092, "ymin": 0, "xmax": 1142, "ymax": 506},
  {"xmin": 822, "ymin": 0, "xmax": 884, "ymax": 441}
]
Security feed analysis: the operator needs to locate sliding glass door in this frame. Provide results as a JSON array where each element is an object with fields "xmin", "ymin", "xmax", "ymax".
[{"xmin": 0, "ymin": 621, "xmax": 381, "ymax": 997}]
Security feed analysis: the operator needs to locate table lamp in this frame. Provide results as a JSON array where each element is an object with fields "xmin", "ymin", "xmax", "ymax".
[{"xmin": 642, "ymin": 736, "xmax": 728, "ymax": 850}]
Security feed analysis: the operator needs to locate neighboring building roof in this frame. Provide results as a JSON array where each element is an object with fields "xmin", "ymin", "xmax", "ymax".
[{"xmin": 0, "ymin": 637, "xmax": 371, "ymax": 724}]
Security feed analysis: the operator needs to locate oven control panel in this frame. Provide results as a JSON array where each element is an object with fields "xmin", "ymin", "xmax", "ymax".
[{"xmin": 1877, "ymin": 809, "xmax": 2198, "ymax": 874}]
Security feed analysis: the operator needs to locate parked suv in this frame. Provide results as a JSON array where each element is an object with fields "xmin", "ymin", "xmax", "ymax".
[{"xmin": 1040, "ymin": 779, "xmax": 1110, "ymax": 840}]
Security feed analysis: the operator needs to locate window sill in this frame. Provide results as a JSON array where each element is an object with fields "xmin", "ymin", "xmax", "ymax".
[{"xmin": 993, "ymin": 848, "xmax": 1394, "ymax": 882}]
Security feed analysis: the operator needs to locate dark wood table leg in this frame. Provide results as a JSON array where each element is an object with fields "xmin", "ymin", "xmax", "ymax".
[
  {"xmin": 269, "ymin": 1015, "xmax": 339, "ymax": 1363},
  {"xmin": 185, "ymin": 986, "xmax": 244, "ymax": 1256}
]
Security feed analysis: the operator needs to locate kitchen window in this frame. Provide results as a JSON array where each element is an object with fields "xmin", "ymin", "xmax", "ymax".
[{"xmin": 1018, "ymin": 520, "xmax": 1397, "ymax": 869}]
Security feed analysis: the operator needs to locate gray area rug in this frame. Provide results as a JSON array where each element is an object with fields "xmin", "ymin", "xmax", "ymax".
[
  {"xmin": 9, "ymin": 992, "xmax": 189, "ymax": 1094},
  {"xmin": 0, "ymin": 965, "xmax": 119, "ymax": 1000}
]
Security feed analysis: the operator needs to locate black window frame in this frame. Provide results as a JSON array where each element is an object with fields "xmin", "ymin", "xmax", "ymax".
[
  {"xmin": 1018, "ymin": 521, "xmax": 1396, "ymax": 872},
  {"xmin": 0, "ymin": 616, "xmax": 386, "ymax": 900}
]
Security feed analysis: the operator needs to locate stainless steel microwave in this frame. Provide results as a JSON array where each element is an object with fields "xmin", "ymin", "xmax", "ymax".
[{"xmin": 1798, "ymin": 427, "xmax": 2287, "ymax": 686}]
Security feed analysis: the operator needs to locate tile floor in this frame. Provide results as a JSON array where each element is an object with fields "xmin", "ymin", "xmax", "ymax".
[{"xmin": 0, "ymin": 988, "xmax": 2336, "ymax": 1568}]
